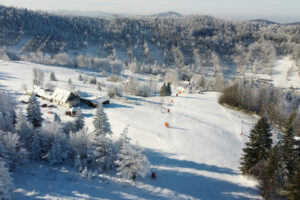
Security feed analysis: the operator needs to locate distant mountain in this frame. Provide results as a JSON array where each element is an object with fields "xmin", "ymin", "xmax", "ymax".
[
  {"xmin": 249, "ymin": 19, "xmax": 277, "ymax": 25},
  {"xmin": 49, "ymin": 10, "xmax": 130, "ymax": 18},
  {"xmin": 151, "ymin": 11, "xmax": 183, "ymax": 18},
  {"xmin": 286, "ymin": 21, "xmax": 300, "ymax": 25}
]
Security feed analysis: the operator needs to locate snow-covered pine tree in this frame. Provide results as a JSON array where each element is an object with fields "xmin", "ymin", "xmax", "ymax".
[
  {"xmin": 47, "ymin": 131, "xmax": 70, "ymax": 165},
  {"xmin": 78, "ymin": 74, "xmax": 83, "ymax": 81},
  {"xmin": 115, "ymin": 127, "xmax": 150, "ymax": 180},
  {"xmin": 15, "ymin": 112, "xmax": 33, "ymax": 150},
  {"xmin": 26, "ymin": 93, "xmax": 43, "ymax": 128},
  {"xmin": 0, "ymin": 92, "xmax": 16, "ymax": 132},
  {"xmin": 29, "ymin": 130, "xmax": 42, "ymax": 160},
  {"xmin": 93, "ymin": 104, "xmax": 112, "ymax": 137},
  {"xmin": 74, "ymin": 108, "xmax": 85, "ymax": 132},
  {"xmin": 282, "ymin": 112, "xmax": 298, "ymax": 179},
  {"xmin": 50, "ymin": 72, "xmax": 57, "ymax": 81},
  {"xmin": 240, "ymin": 116, "xmax": 272, "ymax": 175},
  {"xmin": 0, "ymin": 130, "xmax": 28, "ymax": 169},
  {"xmin": 88, "ymin": 135, "xmax": 114, "ymax": 172},
  {"xmin": 0, "ymin": 160, "xmax": 13, "ymax": 200},
  {"xmin": 69, "ymin": 128, "xmax": 90, "ymax": 172}
]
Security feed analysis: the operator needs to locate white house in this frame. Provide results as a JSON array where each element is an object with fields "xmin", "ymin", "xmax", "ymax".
[{"xmin": 51, "ymin": 88, "xmax": 80, "ymax": 108}]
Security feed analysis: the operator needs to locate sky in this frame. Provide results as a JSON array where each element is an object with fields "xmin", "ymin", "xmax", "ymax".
[{"xmin": 0, "ymin": 0, "xmax": 299, "ymax": 23}]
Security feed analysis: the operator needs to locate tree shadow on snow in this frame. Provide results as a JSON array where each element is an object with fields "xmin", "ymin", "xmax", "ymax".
[{"xmin": 105, "ymin": 103, "xmax": 134, "ymax": 109}]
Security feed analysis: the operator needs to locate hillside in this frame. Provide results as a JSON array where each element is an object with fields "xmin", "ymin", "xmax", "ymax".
[
  {"xmin": 0, "ymin": 5, "xmax": 299, "ymax": 77},
  {"xmin": 0, "ymin": 60, "xmax": 262, "ymax": 199}
]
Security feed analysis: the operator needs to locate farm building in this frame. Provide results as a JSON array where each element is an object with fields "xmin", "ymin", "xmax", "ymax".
[
  {"xmin": 51, "ymin": 88, "xmax": 80, "ymax": 108},
  {"xmin": 81, "ymin": 96, "xmax": 110, "ymax": 108},
  {"xmin": 30, "ymin": 86, "xmax": 80, "ymax": 108}
]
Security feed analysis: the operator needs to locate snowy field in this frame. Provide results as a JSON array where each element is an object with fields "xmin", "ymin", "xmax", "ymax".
[
  {"xmin": 244, "ymin": 57, "xmax": 300, "ymax": 89},
  {"xmin": 0, "ymin": 61, "xmax": 264, "ymax": 199}
]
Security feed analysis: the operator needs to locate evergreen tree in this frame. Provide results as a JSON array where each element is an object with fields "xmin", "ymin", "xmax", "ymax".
[
  {"xmin": 0, "ymin": 160, "xmax": 13, "ymax": 200},
  {"xmin": 15, "ymin": 112, "xmax": 33, "ymax": 151},
  {"xmin": 50, "ymin": 72, "xmax": 57, "ymax": 81},
  {"xmin": 160, "ymin": 83, "xmax": 166, "ymax": 96},
  {"xmin": 263, "ymin": 144, "xmax": 285, "ymax": 199},
  {"xmin": 88, "ymin": 135, "xmax": 113, "ymax": 172},
  {"xmin": 78, "ymin": 74, "xmax": 83, "ymax": 81},
  {"xmin": 74, "ymin": 108, "xmax": 85, "ymax": 132},
  {"xmin": 115, "ymin": 127, "xmax": 150, "ymax": 180},
  {"xmin": 282, "ymin": 112, "xmax": 298, "ymax": 179},
  {"xmin": 30, "ymin": 130, "xmax": 42, "ymax": 160},
  {"xmin": 240, "ymin": 117, "xmax": 272, "ymax": 175},
  {"xmin": 47, "ymin": 132, "xmax": 70, "ymax": 165},
  {"xmin": 166, "ymin": 82, "xmax": 172, "ymax": 96},
  {"xmin": 93, "ymin": 104, "xmax": 112, "ymax": 137},
  {"xmin": 26, "ymin": 93, "xmax": 43, "ymax": 128},
  {"xmin": 286, "ymin": 161, "xmax": 300, "ymax": 200}
]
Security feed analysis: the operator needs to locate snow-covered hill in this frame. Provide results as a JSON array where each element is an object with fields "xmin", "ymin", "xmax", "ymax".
[{"xmin": 0, "ymin": 61, "xmax": 262, "ymax": 199}]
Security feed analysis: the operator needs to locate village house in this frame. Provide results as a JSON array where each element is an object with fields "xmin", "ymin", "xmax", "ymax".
[{"xmin": 31, "ymin": 86, "xmax": 80, "ymax": 108}]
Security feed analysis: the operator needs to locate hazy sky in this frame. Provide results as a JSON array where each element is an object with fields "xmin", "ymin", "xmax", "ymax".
[{"xmin": 0, "ymin": 0, "xmax": 299, "ymax": 23}]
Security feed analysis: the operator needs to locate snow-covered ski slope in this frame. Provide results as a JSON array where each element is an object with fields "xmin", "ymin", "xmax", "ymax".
[{"xmin": 0, "ymin": 61, "xmax": 261, "ymax": 199}]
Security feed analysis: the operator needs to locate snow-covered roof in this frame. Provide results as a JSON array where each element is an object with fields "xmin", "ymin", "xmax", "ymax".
[
  {"xmin": 51, "ymin": 88, "xmax": 72, "ymax": 103},
  {"xmin": 32, "ymin": 86, "xmax": 52, "ymax": 99},
  {"xmin": 84, "ymin": 96, "xmax": 109, "ymax": 104}
]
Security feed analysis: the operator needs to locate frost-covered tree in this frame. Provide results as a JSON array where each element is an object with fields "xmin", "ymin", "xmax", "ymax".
[
  {"xmin": 69, "ymin": 128, "xmax": 90, "ymax": 171},
  {"xmin": 0, "ymin": 92, "xmax": 16, "ymax": 132},
  {"xmin": 50, "ymin": 72, "xmax": 57, "ymax": 81},
  {"xmin": 93, "ymin": 104, "xmax": 112, "ymax": 137},
  {"xmin": 115, "ymin": 128, "xmax": 150, "ymax": 180},
  {"xmin": 29, "ymin": 130, "xmax": 42, "ymax": 160},
  {"xmin": 0, "ymin": 160, "xmax": 13, "ymax": 200},
  {"xmin": 74, "ymin": 108, "xmax": 84, "ymax": 132},
  {"xmin": 0, "ymin": 130, "xmax": 28, "ymax": 169},
  {"xmin": 26, "ymin": 93, "xmax": 43, "ymax": 128},
  {"xmin": 15, "ymin": 112, "xmax": 33, "ymax": 150},
  {"xmin": 47, "ymin": 131, "xmax": 70, "ymax": 165},
  {"xmin": 32, "ymin": 68, "xmax": 44, "ymax": 86},
  {"xmin": 88, "ymin": 135, "xmax": 114, "ymax": 172}
]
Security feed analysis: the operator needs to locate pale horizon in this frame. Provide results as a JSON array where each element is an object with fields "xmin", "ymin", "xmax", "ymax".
[{"xmin": 0, "ymin": 0, "xmax": 299, "ymax": 23}]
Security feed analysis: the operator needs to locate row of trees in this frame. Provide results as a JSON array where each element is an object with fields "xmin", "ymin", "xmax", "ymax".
[
  {"xmin": 240, "ymin": 115, "xmax": 300, "ymax": 199},
  {"xmin": 0, "ymin": 91, "xmax": 150, "ymax": 199},
  {"xmin": 218, "ymin": 80, "xmax": 300, "ymax": 135}
]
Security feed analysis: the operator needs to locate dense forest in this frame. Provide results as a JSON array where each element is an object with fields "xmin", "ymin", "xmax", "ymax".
[{"xmin": 0, "ymin": 5, "xmax": 300, "ymax": 76}]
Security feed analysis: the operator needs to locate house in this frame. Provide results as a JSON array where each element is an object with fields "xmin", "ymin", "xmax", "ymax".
[
  {"xmin": 32, "ymin": 86, "xmax": 52, "ymax": 101},
  {"xmin": 51, "ymin": 88, "xmax": 80, "ymax": 108}
]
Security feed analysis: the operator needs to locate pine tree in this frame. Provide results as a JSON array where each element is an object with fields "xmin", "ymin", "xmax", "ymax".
[
  {"xmin": 50, "ymin": 72, "xmax": 57, "ymax": 81},
  {"xmin": 78, "ymin": 74, "xmax": 83, "ymax": 81},
  {"xmin": 26, "ymin": 93, "xmax": 43, "ymax": 128},
  {"xmin": 0, "ymin": 160, "xmax": 13, "ymax": 200},
  {"xmin": 88, "ymin": 135, "xmax": 113, "ymax": 172},
  {"xmin": 74, "ymin": 108, "xmax": 84, "ymax": 132},
  {"xmin": 286, "ymin": 161, "xmax": 300, "ymax": 200},
  {"xmin": 115, "ymin": 127, "xmax": 150, "ymax": 180},
  {"xmin": 47, "ymin": 132, "xmax": 70, "ymax": 165},
  {"xmin": 263, "ymin": 144, "xmax": 285, "ymax": 199},
  {"xmin": 93, "ymin": 104, "xmax": 112, "ymax": 137},
  {"xmin": 240, "ymin": 117, "xmax": 272, "ymax": 175},
  {"xmin": 166, "ymin": 82, "xmax": 172, "ymax": 96},
  {"xmin": 15, "ymin": 112, "xmax": 33, "ymax": 151},
  {"xmin": 160, "ymin": 83, "xmax": 166, "ymax": 96},
  {"xmin": 30, "ymin": 130, "xmax": 42, "ymax": 160},
  {"xmin": 282, "ymin": 112, "xmax": 298, "ymax": 179}
]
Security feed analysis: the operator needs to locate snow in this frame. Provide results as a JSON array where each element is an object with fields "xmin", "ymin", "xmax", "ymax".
[
  {"xmin": 0, "ymin": 60, "xmax": 262, "ymax": 199},
  {"xmin": 272, "ymin": 57, "xmax": 300, "ymax": 89}
]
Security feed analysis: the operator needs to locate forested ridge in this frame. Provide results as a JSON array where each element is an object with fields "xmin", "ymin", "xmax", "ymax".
[{"xmin": 0, "ymin": 5, "xmax": 300, "ymax": 75}]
